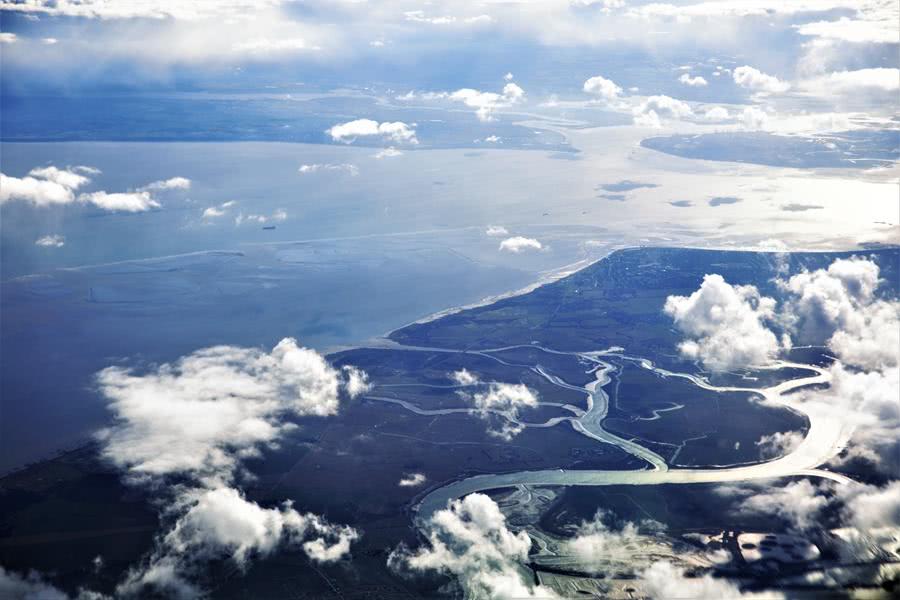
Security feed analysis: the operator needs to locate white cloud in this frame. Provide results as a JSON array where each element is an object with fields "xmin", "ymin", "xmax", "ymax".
[
  {"xmin": 35, "ymin": 234, "xmax": 65, "ymax": 248},
  {"xmin": 233, "ymin": 37, "xmax": 313, "ymax": 55},
  {"xmin": 781, "ymin": 258, "xmax": 898, "ymax": 370},
  {"xmin": 399, "ymin": 473, "xmax": 427, "ymax": 487},
  {"xmin": 463, "ymin": 382, "xmax": 540, "ymax": 440},
  {"xmin": 499, "ymin": 236, "xmax": 542, "ymax": 253},
  {"xmin": 403, "ymin": 11, "xmax": 494, "ymax": 25},
  {"xmin": 342, "ymin": 365, "xmax": 372, "ymax": 397},
  {"xmin": 583, "ymin": 74, "xmax": 622, "ymax": 102},
  {"xmin": 235, "ymin": 209, "xmax": 288, "ymax": 225},
  {"xmin": 97, "ymin": 338, "xmax": 353, "ymax": 483},
  {"xmin": 471, "ymin": 382, "xmax": 538, "ymax": 412},
  {"xmin": 733, "ymin": 65, "xmax": 790, "ymax": 93},
  {"xmin": 0, "ymin": 166, "xmax": 92, "ymax": 206},
  {"xmin": 28, "ymin": 165, "xmax": 91, "ymax": 189},
  {"xmin": 78, "ymin": 191, "xmax": 160, "ymax": 212},
  {"xmin": 138, "ymin": 177, "xmax": 191, "ymax": 191},
  {"xmin": 374, "ymin": 147, "xmax": 403, "ymax": 158},
  {"xmin": 665, "ymin": 274, "xmax": 784, "ymax": 371},
  {"xmin": 838, "ymin": 481, "xmax": 900, "ymax": 531},
  {"xmin": 633, "ymin": 109, "xmax": 662, "ymax": 128},
  {"xmin": 740, "ymin": 106, "xmax": 769, "ymax": 130},
  {"xmin": 0, "ymin": 0, "xmax": 285, "ymax": 20},
  {"xmin": 504, "ymin": 72, "xmax": 514, "ymax": 81},
  {"xmin": 0, "ymin": 166, "xmax": 181, "ymax": 212},
  {"xmin": 679, "ymin": 73, "xmax": 708, "ymax": 87},
  {"xmin": 298, "ymin": 163, "xmax": 359, "ymax": 175},
  {"xmin": 0, "ymin": 567, "xmax": 88, "ymax": 600},
  {"xmin": 719, "ymin": 480, "xmax": 829, "ymax": 530},
  {"xmin": 633, "ymin": 95, "xmax": 693, "ymax": 126},
  {"xmin": 641, "ymin": 561, "xmax": 781, "ymax": 599},
  {"xmin": 565, "ymin": 511, "xmax": 649, "ymax": 573},
  {"xmin": 203, "ymin": 200, "xmax": 237, "ymax": 219},
  {"xmin": 162, "ymin": 487, "xmax": 357, "ymax": 566},
  {"xmin": 451, "ymin": 369, "xmax": 481, "ymax": 385},
  {"xmin": 445, "ymin": 83, "xmax": 525, "ymax": 121},
  {"xmin": 755, "ymin": 430, "xmax": 803, "ymax": 460},
  {"xmin": 42, "ymin": 37, "xmax": 58, "ymax": 44},
  {"xmin": 795, "ymin": 15, "xmax": 899, "ymax": 44},
  {"xmin": 0, "ymin": 32, "xmax": 17, "ymax": 44},
  {"xmin": 327, "ymin": 119, "xmax": 418, "ymax": 144},
  {"xmin": 485, "ymin": 225, "xmax": 508, "ymax": 237},
  {"xmin": 97, "ymin": 338, "xmax": 366, "ymax": 596},
  {"xmin": 389, "ymin": 493, "xmax": 557, "ymax": 599},
  {"xmin": 800, "ymin": 68, "xmax": 900, "ymax": 98},
  {"xmin": 703, "ymin": 106, "xmax": 730, "ymax": 121}
]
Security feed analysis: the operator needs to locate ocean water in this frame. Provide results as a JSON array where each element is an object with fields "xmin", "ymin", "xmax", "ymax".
[{"xmin": 1, "ymin": 141, "xmax": 623, "ymax": 471}]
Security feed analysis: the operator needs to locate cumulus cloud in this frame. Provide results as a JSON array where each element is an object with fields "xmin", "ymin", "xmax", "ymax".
[
  {"xmin": 451, "ymin": 369, "xmax": 481, "ymax": 386},
  {"xmin": 733, "ymin": 65, "xmax": 790, "ymax": 93},
  {"xmin": 499, "ymin": 236, "xmax": 542, "ymax": 253},
  {"xmin": 35, "ymin": 234, "xmax": 65, "ymax": 248},
  {"xmin": 157, "ymin": 487, "xmax": 358, "ymax": 567},
  {"xmin": 78, "ymin": 191, "xmax": 161, "ymax": 212},
  {"xmin": 298, "ymin": 163, "xmax": 359, "ymax": 176},
  {"xmin": 583, "ymin": 74, "xmax": 622, "ymax": 102},
  {"xmin": 703, "ymin": 106, "xmax": 730, "ymax": 121},
  {"xmin": 399, "ymin": 473, "xmax": 427, "ymax": 487},
  {"xmin": 436, "ymin": 83, "xmax": 525, "ymax": 121},
  {"xmin": 202, "ymin": 200, "xmax": 236, "ymax": 219},
  {"xmin": 0, "ymin": 165, "xmax": 182, "ymax": 212},
  {"xmin": 97, "ymin": 338, "xmax": 352, "ymax": 483},
  {"xmin": 633, "ymin": 94, "xmax": 693, "ymax": 126},
  {"xmin": 389, "ymin": 493, "xmax": 557, "ymax": 599},
  {"xmin": 28, "ymin": 165, "xmax": 91, "ymax": 189},
  {"xmin": 138, "ymin": 177, "xmax": 191, "ymax": 192},
  {"xmin": 740, "ymin": 106, "xmax": 770, "ymax": 130},
  {"xmin": 0, "ymin": 32, "xmax": 17, "ymax": 44},
  {"xmin": 485, "ymin": 225, "xmax": 509, "ymax": 237},
  {"xmin": 342, "ymin": 365, "xmax": 372, "ymax": 397},
  {"xmin": 96, "ymin": 338, "xmax": 366, "ymax": 595},
  {"xmin": 0, "ymin": 167, "xmax": 91, "ymax": 206},
  {"xmin": 328, "ymin": 119, "xmax": 418, "ymax": 144},
  {"xmin": 678, "ymin": 73, "xmax": 708, "ymax": 87},
  {"xmin": 781, "ymin": 257, "xmax": 898, "ymax": 370},
  {"xmin": 459, "ymin": 381, "xmax": 539, "ymax": 440},
  {"xmin": 471, "ymin": 382, "xmax": 538, "ymax": 413},
  {"xmin": 664, "ymin": 274, "xmax": 785, "ymax": 371}
]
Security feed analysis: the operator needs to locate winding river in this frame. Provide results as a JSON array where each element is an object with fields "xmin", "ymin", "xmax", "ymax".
[{"xmin": 360, "ymin": 339, "xmax": 855, "ymax": 525}]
